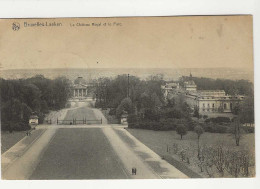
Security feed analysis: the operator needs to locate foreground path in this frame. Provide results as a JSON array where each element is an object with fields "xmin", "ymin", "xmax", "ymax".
[{"xmin": 30, "ymin": 128, "xmax": 128, "ymax": 179}]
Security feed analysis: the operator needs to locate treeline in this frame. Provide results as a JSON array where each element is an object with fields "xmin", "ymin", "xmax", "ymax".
[
  {"xmin": 180, "ymin": 76, "xmax": 253, "ymax": 96},
  {"xmin": 0, "ymin": 75, "xmax": 71, "ymax": 131},
  {"xmin": 94, "ymin": 74, "xmax": 165, "ymax": 117},
  {"xmin": 94, "ymin": 74, "xmax": 194, "ymax": 130},
  {"xmin": 95, "ymin": 74, "xmax": 254, "ymax": 132}
]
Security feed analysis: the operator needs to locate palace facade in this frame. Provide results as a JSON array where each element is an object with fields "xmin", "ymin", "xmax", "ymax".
[
  {"xmin": 162, "ymin": 74, "xmax": 245, "ymax": 117},
  {"xmin": 185, "ymin": 90, "xmax": 244, "ymax": 114}
]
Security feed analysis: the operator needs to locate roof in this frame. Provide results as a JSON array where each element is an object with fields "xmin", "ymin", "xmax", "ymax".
[
  {"xmin": 73, "ymin": 83, "xmax": 88, "ymax": 89},
  {"xmin": 166, "ymin": 83, "xmax": 179, "ymax": 87},
  {"xmin": 184, "ymin": 80, "xmax": 196, "ymax": 86},
  {"xmin": 30, "ymin": 115, "xmax": 39, "ymax": 119}
]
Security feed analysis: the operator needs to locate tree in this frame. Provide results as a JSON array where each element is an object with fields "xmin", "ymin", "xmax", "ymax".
[
  {"xmin": 176, "ymin": 124, "xmax": 187, "ymax": 139},
  {"xmin": 116, "ymin": 97, "xmax": 133, "ymax": 118},
  {"xmin": 232, "ymin": 118, "xmax": 242, "ymax": 146},
  {"xmin": 151, "ymin": 92, "xmax": 162, "ymax": 110},
  {"xmin": 195, "ymin": 125, "xmax": 204, "ymax": 140},
  {"xmin": 193, "ymin": 106, "xmax": 200, "ymax": 119},
  {"xmin": 239, "ymin": 96, "xmax": 254, "ymax": 126},
  {"xmin": 194, "ymin": 125, "xmax": 204, "ymax": 158},
  {"xmin": 0, "ymin": 76, "xmax": 72, "ymax": 131}
]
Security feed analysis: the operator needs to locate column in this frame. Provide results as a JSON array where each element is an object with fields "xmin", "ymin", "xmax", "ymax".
[
  {"xmin": 74, "ymin": 89, "xmax": 75, "ymax": 97},
  {"xmin": 81, "ymin": 88, "xmax": 83, "ymax": 97}
]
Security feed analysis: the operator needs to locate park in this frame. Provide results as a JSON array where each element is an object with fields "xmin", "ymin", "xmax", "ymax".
[{"xmin": 0, "ymin": 73, "xmax": 255, "ymax": 179}]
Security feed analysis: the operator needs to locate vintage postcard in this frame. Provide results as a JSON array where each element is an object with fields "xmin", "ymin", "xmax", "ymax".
[{"xmin": 0, "ymin": 16, "xmax": 255, "ymax": 180}]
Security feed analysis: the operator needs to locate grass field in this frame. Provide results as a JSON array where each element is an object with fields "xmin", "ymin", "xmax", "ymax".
[
  {"xmin": 127, "ymin": 128, "xmax": 255, "ymax": 178},
  {"xmin": 1, "ymin": 131, "xmax": 26, "ymax": 154},
  {"xmin": 63, "ymin": 106, "xmax": 99, "ymax": 124}
]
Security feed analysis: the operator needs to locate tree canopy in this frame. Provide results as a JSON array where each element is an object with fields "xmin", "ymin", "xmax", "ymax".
[{"xmin": 0, "ymin": 75, "xmax": 72, "ymax": 131}]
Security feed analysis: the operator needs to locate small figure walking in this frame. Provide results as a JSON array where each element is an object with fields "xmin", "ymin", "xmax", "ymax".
[{"xmin": 132, "ymin": 167, "xmax": 137, "ymax": 175}]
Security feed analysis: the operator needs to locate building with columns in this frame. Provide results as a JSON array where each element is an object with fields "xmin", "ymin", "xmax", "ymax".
[
  {"xmin": 72, "ymin": 77, "xmax": 89, "ymax": 99},
  {"xmin": 73, "ymin": 84, "xmax": 88, "ymax": 98}
]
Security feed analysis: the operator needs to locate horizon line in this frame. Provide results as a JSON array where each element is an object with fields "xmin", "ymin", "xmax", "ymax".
[{"xmin": 0, "ymin": 67, "xmax": 252, "ymax": 71}]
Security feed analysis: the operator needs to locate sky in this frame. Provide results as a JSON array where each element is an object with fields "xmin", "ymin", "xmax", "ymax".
[{"xmin": 0, "ymin": 16, "xmax": 253, "ymax": 71}]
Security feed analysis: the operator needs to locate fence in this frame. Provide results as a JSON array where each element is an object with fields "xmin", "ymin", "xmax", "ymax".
[{"xmin": 45, "ymin": 118, "xmax": 103, "ymax": 125}]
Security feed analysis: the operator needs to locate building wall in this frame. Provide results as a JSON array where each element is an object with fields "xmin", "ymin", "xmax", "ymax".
[{"xmin": 184, "ymin": 94, "xmax": 241, "ymax": 115}]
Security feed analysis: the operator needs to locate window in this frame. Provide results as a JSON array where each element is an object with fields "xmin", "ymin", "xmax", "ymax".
[
  {"xmin": 212, "ymin": 103, "xmax": 215, "ymax": 108},
  {"xmin": 224, "ymin": 103, "xmax": 227, "ymax": 109},
  {"xmin": 203, "ymin": 103, "xmax": 205, "ymax": 107},
  {"xmin": 208, "ymin": 103, "xmax": 210, "ymax": 107}
]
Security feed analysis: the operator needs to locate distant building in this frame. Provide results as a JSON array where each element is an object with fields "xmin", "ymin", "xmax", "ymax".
[
  {"xmin": 72, "ymin": 77, "xmax": 89, "ymax": 99},
  {"xmin": 161, "ymin": 82, "xmax": 180, "ymax": 99},
  {"xmin": 185, "ymin": 90, "xmax": 244, "ymax": 115},
  {"xmin": 183, "ymin": 73, "xmax": 197, "ymax": 91},
  {"xmin": 163, "ymin": 74, "xmax": 245, "ymax": 117}
]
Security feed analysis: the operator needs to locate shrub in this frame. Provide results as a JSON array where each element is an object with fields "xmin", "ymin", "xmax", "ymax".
[
  {"xmin": 203, "ymin": 115, "xmax": 208, "ymax": 119},
  {"xmin": 203, "ymin": 125, "xmax": 214, "ymax": 132},
  {"xmin": 205, "ymin": 118, "xmax": 211, "ymax": 123},
  {"xmin": 205, "ymin": 117, "xmax": 231, "ymax": 124},
  {"xmin": 214, "ymin": 125, "xmax": 228, "ymax": 133},
  {"xmin": 185, "ymin": 118, "xmax": 196, "ymax": 131},
  {"xmin": 165, "ymin": 109, "xmax": 182, "ymax": 119},
  {"xmin": 144, "ymin": 109, "xmax": 160, "ymax": 121},
  {"xmin": 202, "ymin": 123, "xmax": 229, "ymax": 133},
  {"xmin": 161, "ymin": 119, "xmax": 178, "ymax": 130},
  {"xmin": 242, "ymin": 126, "xmax": 254, "ymax": 133},
  {"xmin": 109, "ymin": 108, "xmax": 116, "ymax": 115},
  {"xmin": 127, "ymin": 114, "xmax": 139, "ymax": 124},
  {"xmin": 214, "ymin": 117, "xmax": 231, "ymax": 123}
]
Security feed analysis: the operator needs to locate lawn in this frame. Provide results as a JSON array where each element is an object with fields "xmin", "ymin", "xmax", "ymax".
[
  {"xmin": 63, "ymin": 106, "xmax": 99, "ymax": 124},
  {"xmin": 127, "ymin": 128, "xmax": 255, "ymax": 178},
  {"xmin": 1, "ymin": 131, "xmax": 26, "ymax": 154}
]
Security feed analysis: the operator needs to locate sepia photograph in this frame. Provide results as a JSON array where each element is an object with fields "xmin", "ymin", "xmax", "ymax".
[{"xmin": 0, "ymin": 16, "xmax": 255, "ymax": 180}]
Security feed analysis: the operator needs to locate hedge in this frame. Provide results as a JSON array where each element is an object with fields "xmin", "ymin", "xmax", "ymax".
[
  {"xmin": 242, "ymin": 126, "xmax": 254, "ymax": 133},
  {"xmin": 205, "ymin": 117, "xmax": 231, "ymax": 124},
  {"xmin": 201, "ymin": 124, "xmax": 228, "ymax": 133}
]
